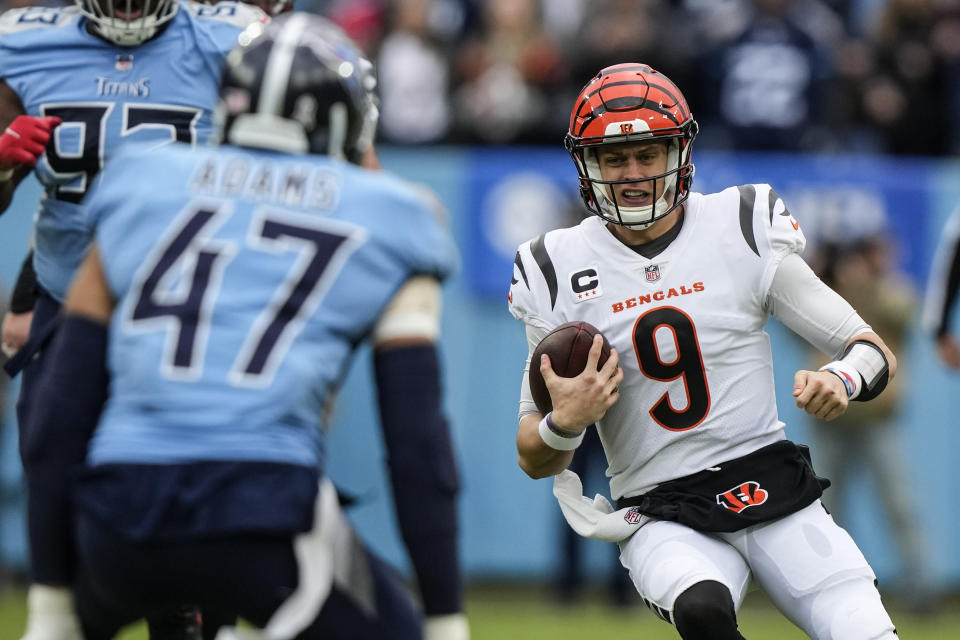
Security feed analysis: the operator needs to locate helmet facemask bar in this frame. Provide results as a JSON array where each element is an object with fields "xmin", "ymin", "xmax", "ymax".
[
  {"xmin": 567, "ymin": 129, "xmax": 695, "ymax": 229},
  {"xmin": 78, "ymin": 0, "xmax": 178, "ymax": 46}
]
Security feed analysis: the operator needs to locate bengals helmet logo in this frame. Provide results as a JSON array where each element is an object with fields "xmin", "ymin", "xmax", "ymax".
[{"xmin": 716, "ymin": 481, "xmax": 768, "ymax": 513}]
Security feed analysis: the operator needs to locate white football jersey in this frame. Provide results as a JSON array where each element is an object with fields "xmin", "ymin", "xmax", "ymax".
[{"xmin": 509, "ymin": 184, "xmax": 806, "ymax": 499}]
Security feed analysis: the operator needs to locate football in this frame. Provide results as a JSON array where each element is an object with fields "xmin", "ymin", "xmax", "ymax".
[{"xmin": 528, "ymin": 321, "xmax": 611, "ymax": 414}]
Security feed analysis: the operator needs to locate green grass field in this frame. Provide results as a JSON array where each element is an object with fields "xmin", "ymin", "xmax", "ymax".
[{"xmin": 1, "ymin": 583, "xmax": 958, "ymax": 639}]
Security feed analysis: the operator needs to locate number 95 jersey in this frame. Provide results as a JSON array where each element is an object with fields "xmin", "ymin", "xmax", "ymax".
[
  {"xmin": 0, "ymin": 1, "xmax": 265, "ymax": 301},
  {"xmin": 508, "ymin": 184, "xmax": 806, "ymax": 499}
]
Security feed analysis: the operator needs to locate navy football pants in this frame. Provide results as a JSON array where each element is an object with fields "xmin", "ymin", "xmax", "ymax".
[
  {"xmin": 11, "ymin": 289, "xmax": 61, "ymax": 463},
  {"xmin": 74, "ymin": 513, "xmax": 422, "ymax": 640}
]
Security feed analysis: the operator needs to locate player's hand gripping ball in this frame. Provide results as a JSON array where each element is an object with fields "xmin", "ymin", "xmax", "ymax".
[{"xmin": 529, "ymin": 321, "xmax": 611, "ymax": 414}]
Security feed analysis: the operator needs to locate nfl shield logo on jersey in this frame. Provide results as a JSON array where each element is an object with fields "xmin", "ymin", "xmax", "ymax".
[
  {"xmin": 644, "ymin": 264, "xmax": 661, "ymax": 282},
  {"xmin": 115, "ymin": 54, "xmax": 134, "ymax": 71},
  {"xmin": 624, "ymin": 506, "xmax": 643, "ymax": 525},
  {"xmin": 716, "ymin": 481, "xmax": 768, "ymax": 513}
]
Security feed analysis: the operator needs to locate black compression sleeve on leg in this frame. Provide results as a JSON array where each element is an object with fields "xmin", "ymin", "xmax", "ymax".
[
  {"xmin": 10, "ymin": 250, "xmax": 38, "ymax": 314},
  {"xmin": 673, "ymin": 580, "xmax": 746, "ymax": 640},
  {"xmin": 22, "ymin": 314, "xmax": 109, "ymax": 585},
  {"xmin": 373, "ymin": 344, "xmax": 463, "ymax": 616}
]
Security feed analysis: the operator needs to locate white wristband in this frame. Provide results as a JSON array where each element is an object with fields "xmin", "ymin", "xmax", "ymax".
[
  {"xmin": 538, "ymin": 413, "xmax": 585, "ymax": 451},
  {"xmin": 819, "ymin": 360, "xmax": 862, "ymax": 399},
  {"xmin": 0, "ymin": 168, "xmax": 13, "ymax": 181}
]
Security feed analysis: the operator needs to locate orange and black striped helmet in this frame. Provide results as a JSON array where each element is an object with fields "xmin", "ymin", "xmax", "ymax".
[{"xmin": 564, "ymin": 63, "xmax": 698, "ymax": 228}]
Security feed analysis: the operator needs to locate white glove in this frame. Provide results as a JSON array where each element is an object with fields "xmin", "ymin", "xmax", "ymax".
[
  {"xmin": 19, "ymin": 585, "xmax": 84, "ymax": 640},
  {"xmin": 424, "ymin": 613, "xmax": 469, "ymax": 640}
]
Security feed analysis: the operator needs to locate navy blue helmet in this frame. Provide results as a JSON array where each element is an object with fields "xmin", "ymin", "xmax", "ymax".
[{"xmin": 217, "ymin": 12, "xmax": 379, "ymax": 163}]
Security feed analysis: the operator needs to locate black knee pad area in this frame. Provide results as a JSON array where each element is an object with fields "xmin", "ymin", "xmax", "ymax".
[{"xmin": 673, "ymin": 580, "xmax": 745, "ymax": 640}]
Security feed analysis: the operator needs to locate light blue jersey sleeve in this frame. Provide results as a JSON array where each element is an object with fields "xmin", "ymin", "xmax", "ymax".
[
  {"xmin": 348, "ymin": 171, "xmax": 460, "ymax": 284},
  {"xmin": 184, "ymin": 0, "xmax": 266, "ymax": 76},
  {"xmin": 0, "ymin": 5, "xmax": 83, "ymax": 94}
]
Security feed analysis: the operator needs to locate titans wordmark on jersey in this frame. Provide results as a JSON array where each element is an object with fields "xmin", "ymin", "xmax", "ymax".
[
  {"xmin": 0, "ymin": 0, "xmax": 266, "ymax": 301},
  {"xmin": 509, "ymin": 183, "xmax": 805, "ymax": 499}
]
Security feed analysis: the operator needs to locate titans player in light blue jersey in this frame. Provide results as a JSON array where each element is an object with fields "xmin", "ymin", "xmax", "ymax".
[
  {"xmin": 0, "ymin": 0, "xmax": 265, "ymax": 638},
  {"xmin": 23, "ymin": 12, "xmax": 466, "ymax": 640},
  {"xmin": 0, "ymin": 0, "xmax": 266, "ymax": 397},
  {"xmin": 0, "ymin": 0, "xmax": 268, "ymax": 364}
]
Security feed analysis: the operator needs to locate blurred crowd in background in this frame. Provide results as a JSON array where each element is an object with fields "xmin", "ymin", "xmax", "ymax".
[
  {"xmin": 296, "ymin": 0, "xmax": 960, "ymax": 153},
  {"xmin": 1, "ymin": 0, "xmax": 958, "ymax": 154}
]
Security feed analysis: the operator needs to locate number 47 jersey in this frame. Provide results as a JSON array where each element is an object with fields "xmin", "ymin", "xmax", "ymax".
[
  {"xmin": 508, "ymin": 184, "xmax": 806, "ymax": 500},
  {"xmin": 85, "ymin": 143, "xmax": 458, "ymax": 469},
  {"xmin": 0, "ymin": 1, "xmax": 265, "ymax": 301}
]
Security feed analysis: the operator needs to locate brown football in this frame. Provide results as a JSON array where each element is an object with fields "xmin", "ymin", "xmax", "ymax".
[{"xmin": 529, "ymin": 321, "xmax": 612, "ymax": 414}]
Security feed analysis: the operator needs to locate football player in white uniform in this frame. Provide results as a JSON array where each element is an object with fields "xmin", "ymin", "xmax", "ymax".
[{"xmin": 508, "ymin": 63, "xmax": 899, "ymax": 640}]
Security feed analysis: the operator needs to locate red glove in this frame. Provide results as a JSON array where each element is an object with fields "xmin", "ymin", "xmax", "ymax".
[{"xmin": 0, "ymin": 115, "xmax": 61, "ymax": 171}]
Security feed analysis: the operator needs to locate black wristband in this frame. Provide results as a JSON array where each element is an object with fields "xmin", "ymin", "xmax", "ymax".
[{"xmin": 10, "ymin": 250, "xmax": 37, "ymax": 314}]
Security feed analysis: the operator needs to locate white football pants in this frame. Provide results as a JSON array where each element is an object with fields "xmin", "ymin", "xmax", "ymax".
[{"xmin": 618, "ymin": 500, "xmax": 897, "ymax": 639}]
